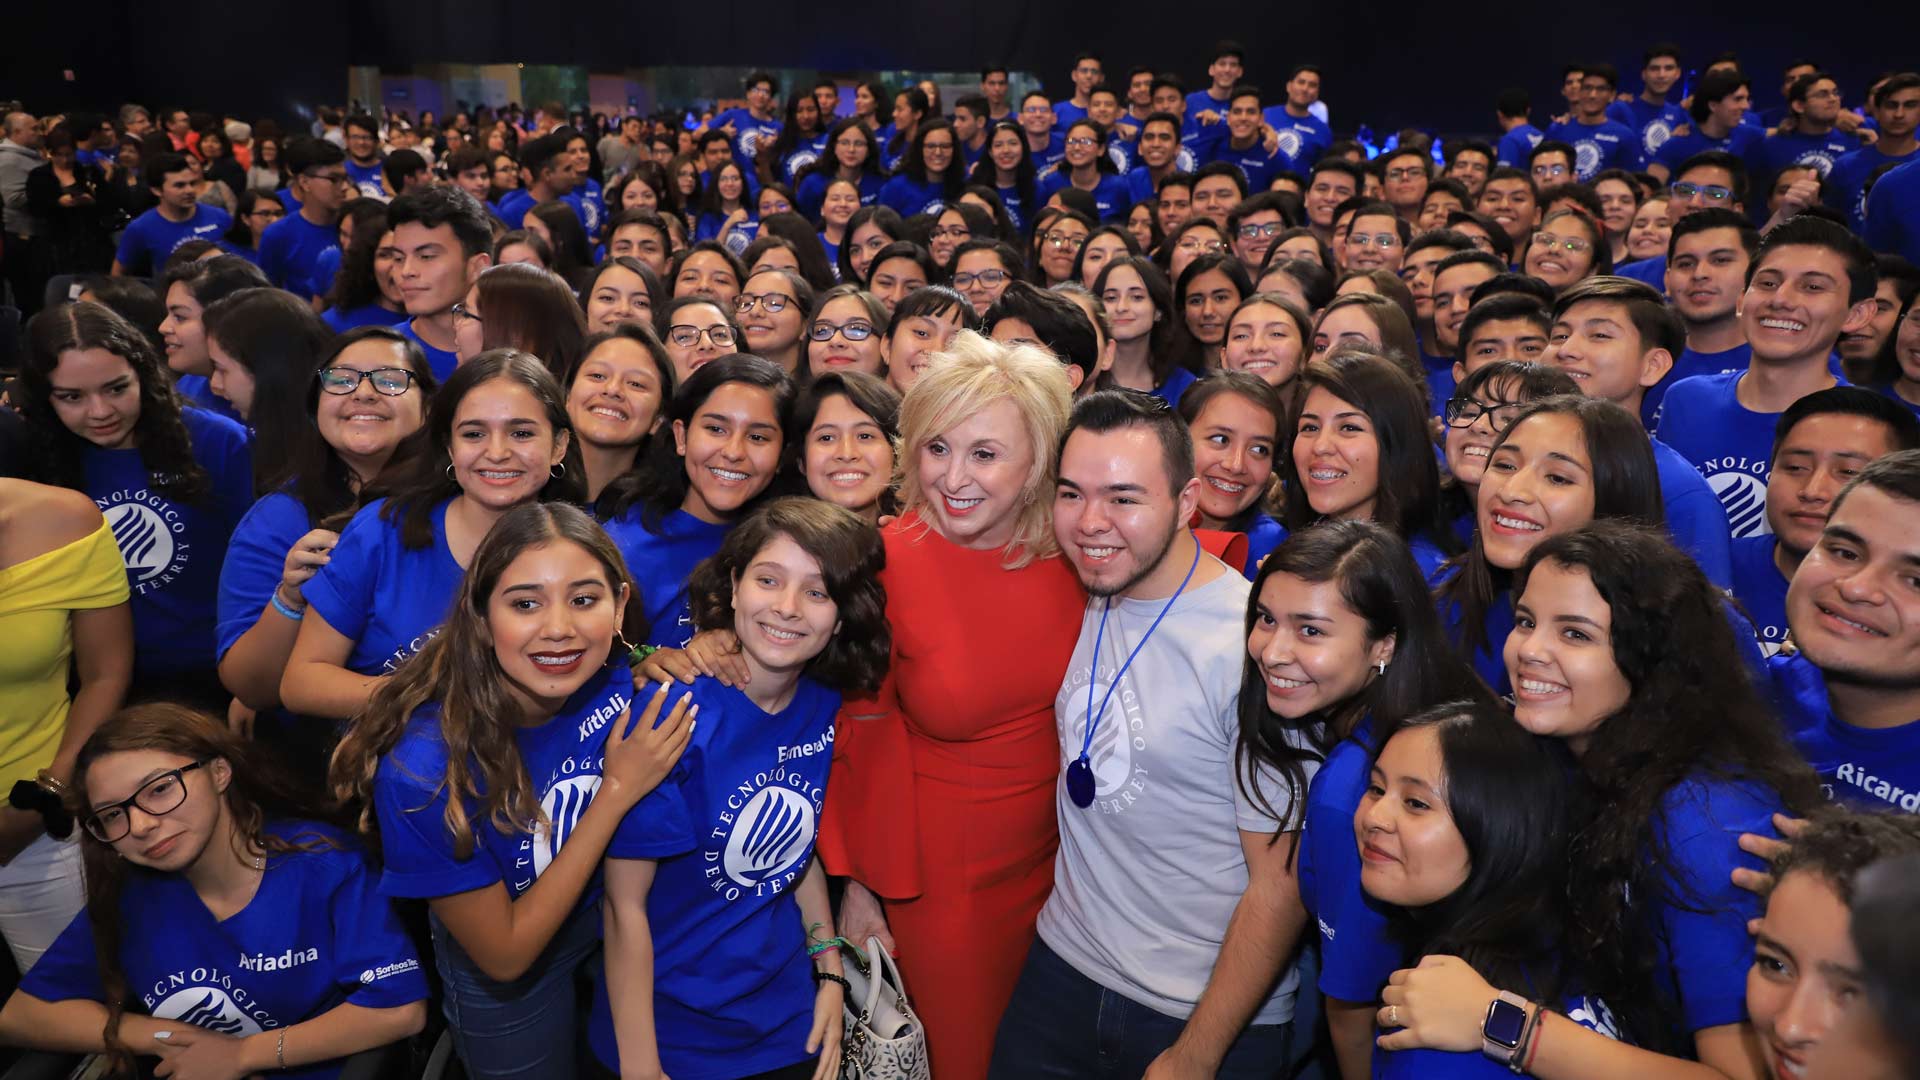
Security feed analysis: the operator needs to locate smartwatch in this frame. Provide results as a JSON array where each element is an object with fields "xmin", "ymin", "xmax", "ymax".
[{"xmin": 1481, "ymin": 991, "xmax": 1530, "ymax": 1064}]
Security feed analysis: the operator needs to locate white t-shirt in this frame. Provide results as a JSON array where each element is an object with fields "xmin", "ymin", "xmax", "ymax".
[{"xmin": 1037, "ymin": 561, "xmax": 1318, "ymax": 1025}]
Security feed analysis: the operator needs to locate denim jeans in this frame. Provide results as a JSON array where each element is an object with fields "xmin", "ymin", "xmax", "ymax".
[
  {"xmin": 987, "ymin": 939, "xmax": 1296, "ymax": 1080},
  {"xmin": 431, "ymin": 900, "xmax": 600, "ymax": 1079}
]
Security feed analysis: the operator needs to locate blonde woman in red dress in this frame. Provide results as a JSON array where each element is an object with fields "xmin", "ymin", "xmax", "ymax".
[{"xmin": 821, "ymin": 331, "xmax": 1085, "ymax": 1080}]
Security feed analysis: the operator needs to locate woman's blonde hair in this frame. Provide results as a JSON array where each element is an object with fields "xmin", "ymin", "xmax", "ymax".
[{"xmin": 894, "ymin": 330, "xmax": 1071, "ymax": 568}]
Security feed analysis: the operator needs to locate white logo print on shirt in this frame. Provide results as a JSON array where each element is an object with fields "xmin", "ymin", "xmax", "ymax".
[{"xmin": 99, "ymin": 488, "xmax": 190, "ymax": 591}]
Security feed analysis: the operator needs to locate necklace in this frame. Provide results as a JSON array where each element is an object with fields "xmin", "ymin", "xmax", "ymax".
[{"xmin": 1067, "ymin": 537, "xmax": 1201, "ymax": 809}]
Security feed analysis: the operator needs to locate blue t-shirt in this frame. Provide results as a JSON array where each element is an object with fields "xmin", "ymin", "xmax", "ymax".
[
  {"xmin": 1420, "ymin": 350, "xmax": 1457, "ymax": 418},
  {"xmin": 1496, "ymin": 124, "xmax": 1545, "ymax": 167},
  {"xmin": 1607, "ymin": 98, "xmax": 1691, "ymax": 161},
  {"xmin": 1645, "ymin": 342, "xmax": 1752, "ymax": 427},
  {"xmin": 1863, "ymin": 158, "xmax": 1920, "ymax": 266},
  {"xmin": 1729, "ymin": 536, "xmax": 1791, "ymax": 657},
  {"xmin": 589, "ymin": 675, "xmax": 839, "ymax": 1078},
  {"xmin": 1053, "ymin": 100, "xmax": 1090, "ymax": 130},
  {"xmin": 301, "ymin": 497, "xmax": 465, "ymax": 675},
  {"xmin": 20, "ymin": 822, "xmax": 427, "ymax": 1080},
  {"xmin": 1239, "ymin": 514, "xmax": 1289, "ymax": 578},
  {"xmin": 1613, "ymin": 255, "xmax": 1666, "ymax": 291},
  {"xmin": 1760, "ymin": 129, "xmax": 1863, "ymax": 179},
  {"xmin": 397, "ymin": 320, "xmax": 459, "ymax": 382},
  {"xmin": 1376, "ymin": 994, "xmax": 1619, "ymax": 1078},
  {"xmin": 1770, "ymin": 652, "xmax": 1920, "ymax": 812},
  {"xmin": 1296, "ymin": 717, "xmax": 1406, "ymax": 1003},
  {"xmin": 1436, "ymin": 574, "xmax": 1516, "ymax": 693},
  {"xmin": 1649, "ymin": 775, "xmax": 1781, "ymax": 1034},
  {"xmin": 563, "ymin": 177, "xmax": 606, "ymax": 238},
  {"xmin": 175, "ymin": 373, "xmax": 246, "ymax": 427},
  {"xmin": 259, "ymin": 212, "xmax": 340, "ymax": 300},
  {"xmin": 1203, "ymin": 136, "xmax": 1286, "ymax": 193},
  {"xmin": 877, "ymin": 174, "xmax": 951, "ymax": 218},
  {"xmin": 1829, "ymin": 145, "xmax": 1920, "ymax": 232},
  {"xmin": 322, "ymin": 303, "xmax": 410, "ymax": 334},
  {"xmin": 1034, "ymin": 169, "xmax": 1131, "ymax": 223},
  {"xmin": 1652, "ymin": 125, "xmax": 1764, "ymax": 175},
  {"xmin": 1878, "ymin": 383, "xmax": 1920, "ymax": 422},
  {"xmin": 115, "ymin": 204, "xmax": 233, "ymax": 276},
  {"xmin": 1261, "ymin": 109, "xmax": 1333, "ymax": 169},
  {"xmin": 85, "ymin": 407, "xmax": 253, "ymax": 677},
  {"xmin": 375, "ymin": 660, "xmax": 688, "ymax": 910},
  {"xmin": 998, "ymin": 185, "xmax": 1029, "ymax": 233},
  {"xmin": 216, "ymin": 490, "xmax": 310, "ymax": 661},
  {"xmin": 780, "ymin": 133, "xmax": 832, "ymax": 185},
  {"xmin": 1186, "ymin": 90, "xmax": 1233, "ymax": 124},
  {"xmin": 1544, "ymin": 118, "xmax": 1646, "ymax": 180},
  {"xmin": 1651, "ymin": 436, "xmax": 1734, "ymax": 587},
  {"xmin": 1655, "ymin": 370, "xmax": 1843, "ymax": 539},
  {"xmin": 713, "ymin": 108, "xmax": 783, "ymax": 174},
  {"xmin": 602, "ymin": 507, "xmax": 732, "ymax": 647},
  {"xmin": 495, "ymin": 188, "xmax": 536, "ymax": 229},
  {"xmin": 345, "ymin": 159, "xmax": 385, "ymax": 200},
  {"xmin": 794, "ymin": 172, "xmax": 882, "ymax": 220},
  {"xmin": 1148, "ymin": 366, "xmax": 1198, "ymax": 409},
  {"xmin": 307, "ymin": 245, "xmax": 341, "ymax": 300},
  {"xmin": 1030, "ymin": 131, "xmax": 1068, "ymax": 174},
  {"xmin": 1409, "ymin": 534, "xmax": 1450, "ymax": 582}
]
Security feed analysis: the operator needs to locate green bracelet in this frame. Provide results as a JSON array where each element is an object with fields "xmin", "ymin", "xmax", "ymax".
[
  {"xmin": 630, "ymin": 643, "xmax": 659, "ymax": 663},
  {"xmin": 807, "ymin": 935, "xmax": 853, "ymax": 957}
]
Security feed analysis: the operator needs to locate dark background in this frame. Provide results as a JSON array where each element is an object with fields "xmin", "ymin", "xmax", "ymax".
[{"xmin": 11, "ymin": 1, "xmax": 1915, "ymax": 136}]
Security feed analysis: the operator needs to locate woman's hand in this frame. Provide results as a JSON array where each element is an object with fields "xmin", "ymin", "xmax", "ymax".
[
  {"xmin": 683, "ymin": 630, "xmax": 749, "ymax": 687},
  {"xmin": 1375, "ymin": 955, "xmax": 1498, "ymax": 1053},
  {"xmin": 1733, "ymin": 812, "xmax": 1810, "ymax": 895},
  {"xmin": 150, "ymin": 1028, "xmax": 251, "ymax": 1080},
  {"xmin": 600, "ymin": 684, "xmax": 695, "ymax": 810},
  {"xmin": 808, "ymin": 977, "xmax": 845, "ymax": 1080},
  {"xmin": 723, "ymin": 208, "xmax": 750, "ymax": 235},
  {"xmin": 636, "ymin": 647, "xmax": 700, "ymax": 685},
  {"xmin": 836, "ymin": 880, "xmax": 896, "ymax": 957},
  {"xmin": 278, "ymin": 528, "xmax": 339, "ymax": 611}
]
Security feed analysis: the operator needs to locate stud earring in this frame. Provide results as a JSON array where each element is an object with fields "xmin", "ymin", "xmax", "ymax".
[{"xmin": 1375, "ymin": 661, "xmax": 1387, "ymax": 676}]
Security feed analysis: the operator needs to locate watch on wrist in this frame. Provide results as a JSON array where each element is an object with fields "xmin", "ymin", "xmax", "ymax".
[{"xmin": 1481, "ymin": 991, "xmax": 1530, "ymax": 1064}]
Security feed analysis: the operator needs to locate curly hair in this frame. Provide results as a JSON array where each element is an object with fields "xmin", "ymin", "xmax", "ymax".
[
  {"xmin": 687, "ymin": 497, "xmax": 890, "ymax": 694},
  {"xmin": 330, "ymin": 502, "xmax": 648, "ymax": 858},
  {"xmin": 1769, "ymin": 807, "xmax": 1920, "ymax": 904},
  {"xmin": 19, "ymin": 302, "xmax": 211, "ymax": 503},
  {"xmin": 1522, "ymin": 522, "xmax": 1821, "ymax": 1049}
]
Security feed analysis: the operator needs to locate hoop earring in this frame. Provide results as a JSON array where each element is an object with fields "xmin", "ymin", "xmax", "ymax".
[
  {"xmin": 608, "ymin": 630, "xmax": 633, "ymax": 666},
  {"xmin": 445, "ymin": 463, "xmax": 456, "ymax": 481},
  {"xmin": 551, "ymin": 462, "xmax": 568, "ymax": 478}
]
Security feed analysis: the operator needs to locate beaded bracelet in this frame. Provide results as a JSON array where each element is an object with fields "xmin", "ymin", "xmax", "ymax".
[
  {"xmin": 275, "ymin": 1030, "xmax": 287, "ymax": 1069},
  {"xmin": 813, "ymin": 970, "xmax": 851, "ymax": 993},
  {"xmin": 270, "ymin": 592, "xmax": 305, "ymax": 622}
]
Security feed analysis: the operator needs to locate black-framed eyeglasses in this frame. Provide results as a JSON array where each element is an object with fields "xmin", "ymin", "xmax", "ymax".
[
  {"xmin": 83, "ymin": 760, "xmax": 210, "ymax": 843},
  {"xmin": 1044, "ymin": 231, "xmax": 1088, "ymax": 251},
  {"xmin": 952, "ymin": 269, "xmax": 1010, "ymax": 289},
  {"xmin": 319, "ymin": 366, "xmax": 418, "ymax": 396},
  {"xmin": 667, "ymin": 324, "xmax": 736, "ymax": 347},
  {"xmin": 1444, "ymin": 397, "xmax": 1526, "ymax": 430},
  {"xmin": 809, "ymin": 320, "xmax": 876, "ymax": 342},
  {"xmin": 303, "ymin": 169, "xmax": 351, "ymax": 186},
  {"xmin": 1670, "ymin": 181, "xmax": 1733, "ymax": 204},
  {"xmin": 735, "ymin": 292, "xmax": 791, "ymax": 314},
  {"xmin": 450, "ymin": 301, "xmax": 482, "ymax": 324}
]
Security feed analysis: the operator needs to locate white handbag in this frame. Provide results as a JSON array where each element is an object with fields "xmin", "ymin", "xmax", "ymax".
[{"xmin": 840, "ymin": 936, "xmax": 931, "ymax": 1080}]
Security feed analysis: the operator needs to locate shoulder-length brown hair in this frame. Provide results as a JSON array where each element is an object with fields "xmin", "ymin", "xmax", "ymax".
[
  {"xmin": 330, "ymin": 502, "xmax": 646, "ymax": 857},
  {"xmin": 475, "ymin": 261, "xmax": 588, "ymax": 381}
]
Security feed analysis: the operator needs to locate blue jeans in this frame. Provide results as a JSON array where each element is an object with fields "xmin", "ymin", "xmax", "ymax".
[
  {"xmin": 431, "ymin": 901, "xmax": 601, "ymax": 1079},
  {"xmin": 987, "ymin": 939, "xmax": 1296, "ymax": 1080}
]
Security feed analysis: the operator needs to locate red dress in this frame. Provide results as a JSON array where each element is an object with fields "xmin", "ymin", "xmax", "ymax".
[{"xmin": 820, "ymin": 513, "xmax": 1086, "ymax": 1080}]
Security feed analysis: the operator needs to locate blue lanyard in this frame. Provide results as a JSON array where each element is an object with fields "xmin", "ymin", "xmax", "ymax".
[{"xmin": 1077, "ymin": 538, "xmax": 1202, "ymax": 765}]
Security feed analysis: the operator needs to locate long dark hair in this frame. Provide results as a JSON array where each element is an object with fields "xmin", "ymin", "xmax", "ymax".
[
  {"xmin": 1235, "ymin": 521, "xmax": 1490, "ymax": 844},
  {"xmin": 368, "ymin": 349, "xmax": 583, "ymax": 548},
  {"xmin": 1093, "ymin": 255, "xmax": 1190, "ymax": 388},
  {"xmin": 1376, "ymin": 702, "xmax": 1581, "ymax": 1001},
  {"xmin": 19, "ymin": 302, "xmax": 209, "ymax": 502},
  {"xmin": 323, "ymin": 206, "xmax": 395, "ymax": 314},
  {"xmin": 72, "ymin": 703, "xmax": 337, "ymax": 1077},
  {"xmin": 786, "ymin": 370, "xmax": 902, "ymax": 515},
  {"xmin": 968, "ymin": 122, "xmax": 1037, "ymax": 218},
  {"xmin": 527, "ymin": 200, "xmax": 593, "ymax": 281},
  {"xmin": 1278, "ymin": 348, "xmax": 1455, "ymax": 555},
  {"xmin": 1436, "ymin": 395, "xmax": 1663, "ymax": 657},
  {"xmin": 1523, "ymin": 522, "xmax": 1820, "ymax": 1049},
  {"xmin": 202, "ymin": 287, "xmax": 335, "ymax": 495},
  {"xmin": 332, "ymin": 502, "xmax": 648, "ymax": 857},
  {"xmin": 900, "ymin": 119, "xmax": 965, "ymax": 203},
  {"xmin": 283, "ymin": 326, "xmax": 438, "ymax": 527},
  {"xmin": 1434, "ymin": 360, "xmax": 1581, "ymax": 529},
  {"xmin": 1177, "ymin": 372, "xmax": 1287, "ymax": 532},
  {"xmin": 836, "ymin": 205, "xmax": 903, "ymax": 284},
  {"xmin": 473, "ymin": 261, "xmax": 589, "ymax": 381},
  {"xmin": 687, "ymin": 497, "xmax": 890, "ymax": 693},
  {"xmin": 800, "ymin": 119, "xmax": 883, "ymax": 191},
  {"xmin": 595, "ymin": 354, "xmax": 796, "ymax": 530}
]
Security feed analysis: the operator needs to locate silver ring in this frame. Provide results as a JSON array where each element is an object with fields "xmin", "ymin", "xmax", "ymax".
[{"xmin": 1388, "ymin": 1004, "xmax": 1400, "ymax": 1026}]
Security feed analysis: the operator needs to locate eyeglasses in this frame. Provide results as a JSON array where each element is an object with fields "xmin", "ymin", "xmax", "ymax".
[
  {"xmin": 1444, "ymin": 398, "xmax": 1526, "ymax": 430},
  {"xmin": 1531, "ymin": 232, "xmax": 1592, "ymax": 255},
  {"xmin": 1237, "ymin": 222, "xmax": 1284, "ymax": 239},
  {"xmin": 1176, "ymin": 236, "xmax": 1225, "ymax": 253},
  {"xmin": 303, "ymin": 169, "xmax": 351, "ymax": 186},
  {"xmin": 1386, "ymin": 166, "xmax": 1426, "ymax": 181},
  {"xmin": 249, "ymin": 206, "xmax": 286, "ymax": 220},
  {"xmin": 952, "ymin": 269, "xmax": 1010, "ymax": 289},
  {"xmin": 319, "ymin": 366, "xmax": 418, "ymax": 396},
  {"xmin": 1065, "ymin": 137, "xmax": 1099, "ymax": 149},
  {"xmin": 929, "ymin": 225, "xmax": 973, "ymax": 241},
  {"xmin": 1532, "ymin": 163, "xmax": 1570, "ymax": 179},
  {"xmin": 1044, "ymin": 231, "xmax": 1088, "ymax": 251},
  {"xmin": 735, "ymin": 292, "xmax": 791, "ymax": 314},
  {"xmin": 83, "ymin": 760, "xmax": 210, "ymax": 843},
  {"xmin": 667, "ymin": 324, "xmax": 736, "ymax": 347},
  {"xmin": 1347, "ymin": 232, "xmax": 1401, "ymax": 249},
  {"xmin": 922, "ymin": 141, "xmax": 955, "ymax": 154},
  {"xmin": 450, "ymin": 302, "xmax": 482, "ymax": 324},
  {"xmin": 809, "ymin": 320, "xmax": 876, "ymax": 342},
  {"xmin": 1670, "ymin": 181, "xmax": 1733, "ymax": 203}
]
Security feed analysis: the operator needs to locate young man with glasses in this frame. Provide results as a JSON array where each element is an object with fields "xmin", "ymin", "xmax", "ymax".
[
  {"xmin": 1526, "ymin": 141, "xmax": 1577, "ymax": 192},
  {"xmin": 341, "ymin": 113, "xmax": 387, "ymax": 199},
  {"xmin": 1226, "ymin": 193, "xmax": 1290, "ymax": 270},
  {"xmin": 1020, "ymin": 91, "xmax": 1068, "ymax": 172},
  {"xmin": 1055, "ymin": 53, "xmax": 1106, "ymax": 131},
  {"xmin": 1377, "ymin": 146, "xmax": 1429, "ymax": 225},
  {"xmin": 1613, "ymin": 151, "xmax": 1748, "ymax": 287},
  {"xmin": 1342, "ymin": 203, "xmax": 1409, "ymax": 274},
  {"xmin": 709, "ymin": 72, "xmax": 783, "ymax": 179},
  {"xmin": 1761, "ymin": 72, "xmax": 1864, "ymax": 180},
  {"xmin": 1545, "ymin": 63, "xmax": 1646, "ymax": 181}
]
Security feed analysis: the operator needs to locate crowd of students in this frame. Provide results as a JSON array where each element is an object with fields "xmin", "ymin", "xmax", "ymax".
[{"xmin": 0, "ymin": 36, "xmax": 1919, "ymax": 1080}]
